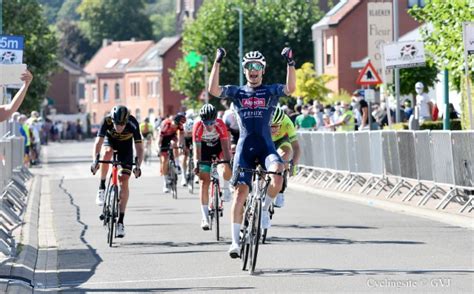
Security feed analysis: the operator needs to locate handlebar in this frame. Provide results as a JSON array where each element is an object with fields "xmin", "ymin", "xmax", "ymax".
[
  {"xmin": 238, "ymin": 167, "xmax": 283, "ymax": 176},
  {"xmin": 198, "ymin": 160, "xmax": 230, "ymax": 166}
]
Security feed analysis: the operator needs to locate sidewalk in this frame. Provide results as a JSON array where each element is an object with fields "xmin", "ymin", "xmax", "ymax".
[{"xmin": 0, "ymin": 170, "xmax": 58, "ymax": 293}]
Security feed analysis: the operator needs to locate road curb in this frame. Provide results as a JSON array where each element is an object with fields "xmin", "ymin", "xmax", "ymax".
[
  {"xmin": 289, "ymin": 182, "xmax": 474, "ymax": 230},
  {"xmin": 6, "ymin": 175, "xmax": 42, "ymax": 293}
]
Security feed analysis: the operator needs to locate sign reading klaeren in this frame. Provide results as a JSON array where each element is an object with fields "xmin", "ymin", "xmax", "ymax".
[
  {"xmin": 383, "ymin": 41, "xmax": 426, "ymax": 69},
  {"xmin": 367, "ymin": 2, "xmax": 393, "ymax": 83}
]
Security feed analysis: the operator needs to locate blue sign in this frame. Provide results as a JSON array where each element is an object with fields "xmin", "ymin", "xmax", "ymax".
[{"xmin": 0, "ymin": 35, "xmax": 25, "ymax": 64}]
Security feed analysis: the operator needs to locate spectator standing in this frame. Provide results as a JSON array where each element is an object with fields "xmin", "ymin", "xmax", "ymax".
[
  {"xmin": 415, "ymin": 82, "xmax": 432, "ymax": 123},
  {"xmin": 404, "ymin": 99, "xmax": 413, "ymax": 120},
  {"xmin": 294, "ymin": 105, "xmax": 316, "ymax": 130},
  {"xmin": 354, "ymin": 90, "xmax": 377, "ymax": 130},
  {"xmin": 76, "ymin": 119, "xmax": 83, "ymax": 141},
  {"xmin": 289, "ymin": 104, "xmax": 302, "ymax": 124},
  {"xmin": 329, "ymin": 102, "xmax": 355, "ymax": 132},
  {"xmin": 448, "ymin": 103, "xmax": 459, "ymax": 119},
  {"xmin": 18, "ymin": 115, "xmax": 31, "ymax": 166}
]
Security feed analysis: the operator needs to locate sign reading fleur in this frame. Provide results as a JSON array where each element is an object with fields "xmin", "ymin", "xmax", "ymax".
[{"xmin": 383, "ymin": 41, "xmax": 426, "ymax": 69}]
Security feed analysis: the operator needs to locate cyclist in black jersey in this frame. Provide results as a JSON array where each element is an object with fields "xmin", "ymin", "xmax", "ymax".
[{"xmin": 91, "ymin": 105, "xmax": 144, "ymax": 238}]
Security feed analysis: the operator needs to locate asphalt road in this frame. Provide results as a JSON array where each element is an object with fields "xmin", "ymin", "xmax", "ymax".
[{"xmin": 36, "ymin": 140, "xmax": 473, "ymax": 293}]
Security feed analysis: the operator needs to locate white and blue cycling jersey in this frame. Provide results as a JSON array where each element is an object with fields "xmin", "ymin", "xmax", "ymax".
[{"xmin": 219, "ymin": 84, "xmax": 285, "ymax": 187}]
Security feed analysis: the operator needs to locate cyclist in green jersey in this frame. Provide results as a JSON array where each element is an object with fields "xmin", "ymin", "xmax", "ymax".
[{"xmin": 271, "ymin": 107, "xmax": 301, "ymax": 207}]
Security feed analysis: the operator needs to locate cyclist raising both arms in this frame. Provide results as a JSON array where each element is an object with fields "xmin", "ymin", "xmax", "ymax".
[
  {"xmin": 157, "ymin": 113, "xmax": 186, "ymax": 193},
  {"xmin": 91, "ymin": 105, "xmax": 143, "ymax": 238},
  {"xmin": 193, "ymin": 104, "xmax": 232, "ymax": 230},
  {"xmin": 208, "ymin": 47, "xmax": 296, "ymax": 258},
  {"xmin": 270, "ymin": 106, "xmax": 301, "ymax": 208}
]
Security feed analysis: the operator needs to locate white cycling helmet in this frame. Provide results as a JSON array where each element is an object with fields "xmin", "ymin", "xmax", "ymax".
[{"xmin": 242, "ymin": 51, "xmax": 266, "ymax": 68}]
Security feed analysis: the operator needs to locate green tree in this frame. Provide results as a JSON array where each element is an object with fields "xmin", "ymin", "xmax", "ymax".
[
  {"xmin": 57, "ymin": 20, "xmax": 98, "ymax": 65},
  {"xmin": 293, "ymin": 62, "xmax": 334, "ymax": 104},
  {"xmin": 398, "ymin": 60, "xmax": 439, "ymax": 97},
  {"xmin": 410, "ymin": 0, "xmax": 474, "ymax": 128},
  {"xmin": 38, "ymin": 0, "xmax": 64, "ymax": 24},
  {"xmin": 78, "ymin": 0, "xmax": 153, "ymax": 47},
  {"xmin": 3, "ymin": 0, "xmax": 58, "ymax": 113},
  {"xmin": 150, "ymin": 12, "xmax": 177, "ymax": 40},
  {"xmin": 171, "ymin": 0, "xmax": 324, "ymax": 102},
  {"xmin": 410, "ymin": 0, "xmax": 473, "ymax": 89},
  {"xmin": 57, "ymin": 0, "xmax": 81, "ymax": 23}
]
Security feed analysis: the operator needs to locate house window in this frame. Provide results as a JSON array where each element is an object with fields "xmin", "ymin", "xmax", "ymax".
[
  {"xmin": 408, "ymin": 0, "xmax": 425, "ymax": 8},
  {"xmin": 326, "ymin": 36, "xmax": 334, "ymax": 66},
  {"xmin": 154, "ymin": 79, "xmax": 160, "ymax": 97},
  {"xmin": 135, "ymin": 108, "xmax": 141, "ymax": 122},
  {"xmin": 131, "ymin": 81, "xmax": 140, "ymax": 97},
  {"xmin": 115, "ymin": 83, "xmax": 120, "ymax": 100},
  {"xmin": 93, "ymin": 86, "xmax": 98, "ymax": 103},
  {"xmin": 147, "ymin": 80, "xmax": 153, "ymax": 97},
  {"xmin": 78, "ymin": 83, "xmax": 85, "ymax": 99},
  {"xmin": 103, "ymin": 83, "xmax": 109, "ymax": 102}
]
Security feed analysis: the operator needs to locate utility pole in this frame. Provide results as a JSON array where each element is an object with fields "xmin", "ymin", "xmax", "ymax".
[
  {"xmin": 233, "ymin": 7, "xmax": 243, "ymax": 86},
  {"xmin": 393, "ymin": 0, "xmax": 401, "ymax": 123}
]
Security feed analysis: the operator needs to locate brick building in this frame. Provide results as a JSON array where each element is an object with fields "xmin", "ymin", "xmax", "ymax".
[
  {"xmin": 84, "ymin": 40, "xmax": 154, "ymax": 125},
  {"xmin": 126, "ymin": 36, "xmax": 185, "ymax": 121},
  {"xmin": 312, "ymin": 0, "xmax": 422, "ymax": 94},
  {"xmin": 46, "ymin": 58, "xmax": 86, "ymax": 114}
]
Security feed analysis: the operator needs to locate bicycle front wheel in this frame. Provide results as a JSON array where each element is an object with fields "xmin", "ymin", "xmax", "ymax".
[
  {"xmin": 249, "ymin": 197, "xmax": 262, "ymax": 274},
  {"xmin": 240, "ymin": 201, "xmax": 251, "ymax": 271},
  {"xmin": 169, "ymin": 161, "xmax": 178, "ymax": 199},
  {"xmin": 108, "ymin": 186, "xmax": 119, "ymax": 247}
]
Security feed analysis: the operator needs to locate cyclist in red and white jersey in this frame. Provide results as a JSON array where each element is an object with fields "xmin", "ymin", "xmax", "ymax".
[
  {"xmin": 193, "ymin": 104, "xmax": 232, "ymax": 230},
  {"xmin": 157, "ymin": 113, "xmax": 186, "ymax": 193}
]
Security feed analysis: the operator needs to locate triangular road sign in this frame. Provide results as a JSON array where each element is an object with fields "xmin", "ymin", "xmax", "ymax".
[{"xmin": 356, "ymin": 60, "xmax": 382, "ymax": 85}]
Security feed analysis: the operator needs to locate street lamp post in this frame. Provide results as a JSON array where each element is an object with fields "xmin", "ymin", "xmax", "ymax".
[{"xmin": 233, "ymin": 7, "xmax": 243, "ymax": 86}]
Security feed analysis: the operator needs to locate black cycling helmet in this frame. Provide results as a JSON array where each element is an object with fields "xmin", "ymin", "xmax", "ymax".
[
  {"xmin": 174, "ymin": 113, "xmax": 186, "ymax": 125},
  {"xmin": 144, "ymin": 117, "xmax": 150, "ymax": 123},
  {"xmin": 199, "ymin": 104, "xmax": 217, "ymax": 121},
  {"xmin": 110, "ymin": 105, "xmax": 129, "ymax": 125}
]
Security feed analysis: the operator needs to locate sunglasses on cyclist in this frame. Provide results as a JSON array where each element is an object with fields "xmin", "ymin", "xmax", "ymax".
[
  {"xmin": 244, "ymin": 62, "xmax": 264, "ymax": 71},
  {"xmin": 203, "ymin": 120, "xmax": 216, "ymax": 126}
]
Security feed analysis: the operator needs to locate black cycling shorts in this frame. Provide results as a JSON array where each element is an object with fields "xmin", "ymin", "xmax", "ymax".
[
  {"xmin": 104, "ymin": 136, "xmax": 133, "ymax": 176},
  {"xmin": 159, "ymin": 135, "xmax": 176, "ymax": 153},
  {"xmin": 184, "ymin": 137, "xmax": 193, "ymax": 150}
]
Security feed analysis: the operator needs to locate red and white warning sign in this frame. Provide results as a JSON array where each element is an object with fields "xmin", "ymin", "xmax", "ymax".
[{"xmin": 356, "ymin": 60, "xmax": 382, "ymax": 86}]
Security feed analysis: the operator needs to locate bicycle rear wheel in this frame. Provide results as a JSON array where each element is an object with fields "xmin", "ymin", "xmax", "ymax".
[
  {"xmin": 262, "ymin": 203, "xmax": 274, "ymax": 244},
  {"xmin": 187, "ymin": 160, "xmax": 194, "ymax": 194},
  {"xmin": 249, "ymin": 197, "xmax": 262, "ymax": 274},
  {"xmin": 214, "ymin": 183, "xmax": 220, "ymax": 241}
]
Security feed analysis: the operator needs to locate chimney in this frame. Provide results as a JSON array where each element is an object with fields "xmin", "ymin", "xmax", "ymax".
[{"xmin": 102, "ymin": 38, "xmax": 112, "ymax": 47}]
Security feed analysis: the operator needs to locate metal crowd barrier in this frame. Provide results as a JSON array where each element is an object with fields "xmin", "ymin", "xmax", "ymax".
[
  {"xmin": 0, "ymin": 136, "xmax": 32, "ymax": 265},
  {"xmin": 295, "ymin": 130, "xmax": 473, "ymax": 214}
]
